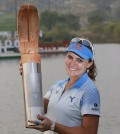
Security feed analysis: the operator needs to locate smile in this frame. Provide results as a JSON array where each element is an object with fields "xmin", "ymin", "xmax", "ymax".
[{"xmin": 69, "ymin": 67, "xmax": 78, "ymax": 71}]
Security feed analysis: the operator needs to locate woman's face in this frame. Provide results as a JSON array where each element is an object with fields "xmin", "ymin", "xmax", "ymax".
[{"xmin": 65, "ymin": 52, "xmax": 93, "ymax": 78}]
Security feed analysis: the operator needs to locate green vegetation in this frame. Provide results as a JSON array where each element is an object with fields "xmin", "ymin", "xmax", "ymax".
[
  {"xmin": 0, "ymin": 7, "xmax": 120, "ymax": 44},
  {"xmin": 81, "ymin": 22, "xmax": 120, "ymax": 43},
  {"xmin": 40, "ymin": 11, "xmax": 80, "ymax": 42},
  {"xmin": 40, "ymin": 10, "xmax": 120, "ymax": 43},
  {"xmin": 0, "ymin": 12, "xmax": 16, "ymax": 31}
]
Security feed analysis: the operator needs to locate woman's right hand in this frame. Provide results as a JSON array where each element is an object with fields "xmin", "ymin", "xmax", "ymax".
[{"xmin": 19, "ymin": 61, "xmax": 23, "ymax": 75}]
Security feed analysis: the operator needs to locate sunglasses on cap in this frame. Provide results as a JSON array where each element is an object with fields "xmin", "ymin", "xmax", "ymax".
[{"xmin": 70, "ymin": 37, "xmax": 94, "ymax": 53}]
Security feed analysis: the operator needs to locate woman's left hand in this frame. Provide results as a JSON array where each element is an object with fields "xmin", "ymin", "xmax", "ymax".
[{"xmin": 28, "ymin": 114, "xmax": 52, "ymax": 132}]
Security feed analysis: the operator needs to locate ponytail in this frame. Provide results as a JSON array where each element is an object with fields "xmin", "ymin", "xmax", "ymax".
[{"xmin": 88, "ymin": 60, "xmax": 97, "ymax": 81}]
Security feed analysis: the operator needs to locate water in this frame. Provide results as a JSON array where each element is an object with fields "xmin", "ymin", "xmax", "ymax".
[{"xmin": 0, "ymin": 44, "xmax": 120, "ymax": 134}]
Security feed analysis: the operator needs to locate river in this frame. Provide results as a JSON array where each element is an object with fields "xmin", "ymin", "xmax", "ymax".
[{"xmin": 0, "ymin": 44, "xmax": 120, "ymax": 134}]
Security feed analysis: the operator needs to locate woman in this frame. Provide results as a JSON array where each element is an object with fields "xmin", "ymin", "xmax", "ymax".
[{"xmin": 25, "ymin": 37, "xmax": 100, "ymax": 134}]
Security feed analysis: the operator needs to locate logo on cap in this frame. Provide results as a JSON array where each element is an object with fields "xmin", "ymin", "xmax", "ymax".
[{"xmin": 72, "ymin": 43, "xmax": 82, "ymax": 51}]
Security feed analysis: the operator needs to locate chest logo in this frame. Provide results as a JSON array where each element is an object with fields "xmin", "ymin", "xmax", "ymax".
[
  {"xmin": 69, "ymin": 96, "xmax": 76, "ymax": 102},
  {"xmin": 55, "ymin": 90, "xmax": 59, "ymax": 94}
]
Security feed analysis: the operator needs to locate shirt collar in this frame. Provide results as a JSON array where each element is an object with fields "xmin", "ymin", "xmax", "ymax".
[{"xmin": 67, "ymin": 73, "xmax": 89, "ymax": 88}]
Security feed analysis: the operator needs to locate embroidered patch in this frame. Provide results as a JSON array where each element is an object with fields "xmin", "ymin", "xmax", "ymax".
[
  {"xmin": 72, "ymin": 43, "xmax": 82, "ymax": 51},
  {"xmin": 69, "ymin": 96, "xmax": 76, "ymax": 102},
  {"xmin": 55, "ymin": 90, "xmax": 59, "ymax": 94},
  {"xmin": 91, "ymin": 103, "xmax": 99, "ymax": 111}
]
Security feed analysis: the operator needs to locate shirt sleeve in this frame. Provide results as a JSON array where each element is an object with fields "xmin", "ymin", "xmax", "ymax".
[
  {"xmin": 44, "ymin": 86, "xmax": 53, "ymax": 100},
  {"xmin": 44, "ymin": 80, "xmax": 60, "ymax": 100},
  {"xmin": 80, "ymin": 88, "xmax": 100, "ymax": 116}
]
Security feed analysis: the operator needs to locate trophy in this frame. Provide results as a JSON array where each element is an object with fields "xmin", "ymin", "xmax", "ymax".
[{"xmin": 17, "ymin": 4, "xmax": 44, "ymax": 127}]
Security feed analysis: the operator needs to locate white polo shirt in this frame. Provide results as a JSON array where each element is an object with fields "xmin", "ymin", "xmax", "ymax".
[{"xmin": 44, "ymin": 73, "xmax": 100, "ymax": 134}]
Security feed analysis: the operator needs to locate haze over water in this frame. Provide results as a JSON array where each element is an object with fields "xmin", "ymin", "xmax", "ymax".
[{"xmin": 0, "ymin": 44, "xmax": 120, "ymax": 134}]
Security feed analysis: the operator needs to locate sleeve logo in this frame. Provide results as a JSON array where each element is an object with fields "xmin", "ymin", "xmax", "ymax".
[{"xmin": 91, "ymin": 103, "xmax": 99, "ymax": 111}]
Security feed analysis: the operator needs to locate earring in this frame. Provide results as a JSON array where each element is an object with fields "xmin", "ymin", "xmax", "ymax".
[{"xmin": 87, "ymin": 68, "xmax": 89, "ymax": 73}]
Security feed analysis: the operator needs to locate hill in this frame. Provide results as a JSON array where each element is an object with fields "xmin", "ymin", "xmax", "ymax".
[
  {"xmin": 0, "ymin": 0, "xmax": 120, "ymax": 43},
  {"xmin": 0, "ymin": 0, "xmax": 119, "ymax": 17}
]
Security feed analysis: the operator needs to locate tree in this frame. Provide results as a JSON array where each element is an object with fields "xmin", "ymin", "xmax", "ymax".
[
  {"xmin": 40, "ymin": 11, "xmax": 80, "ymax": 31},
  {"xmin": 89, "ymin": 0, "xmax": 112, "ymax": 12},
  {"xmin": 40, "ymin": 11, "xmax": 58, "ymax": 30},
  {"xmin": 88, "ymin": 9, "xmax": 106, "ymax": 24},
  {"xmin": 59, "ymin": 14, "xmax": 80, "ymax": 30},
  {"xmin": 45, "ymin": 23, "xmax": 75, "ymax": 41}
]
